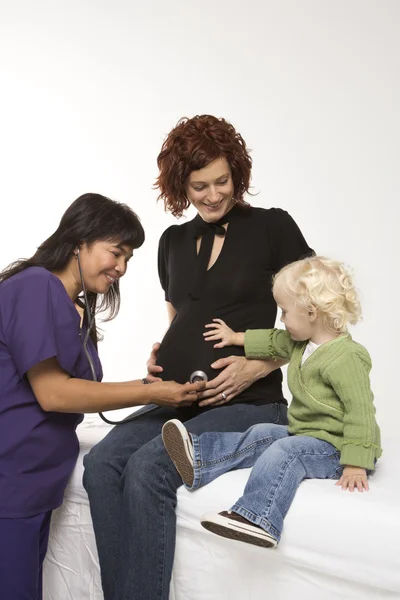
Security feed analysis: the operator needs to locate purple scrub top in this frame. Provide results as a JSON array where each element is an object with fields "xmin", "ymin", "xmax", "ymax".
[{"xmin": 0, "ymin": 267, "xmax": 103, "ymax": 518}]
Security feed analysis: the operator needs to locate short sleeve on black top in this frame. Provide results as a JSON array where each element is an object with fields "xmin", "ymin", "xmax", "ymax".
[
  {"xmin": 158, "ymin": 225, "xmax": 179, "ymax": 302},
  {"xmin": 266, "ymin": 208, "xmax": 314, "ymax": 272}
]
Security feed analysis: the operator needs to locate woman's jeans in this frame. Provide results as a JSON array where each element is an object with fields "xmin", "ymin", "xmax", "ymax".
[
  {"xmin": 189, "ymin": 423, "xmax": 343, "ymax": 542},
  {"xmin": 82, "ymin": 402, "xmax": 287, "ymax": 600}
]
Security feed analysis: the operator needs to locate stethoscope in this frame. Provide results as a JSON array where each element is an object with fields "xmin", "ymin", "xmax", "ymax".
[{"xmin": 76, "ymin": 249, "xmax": 208, "ymax": 425}]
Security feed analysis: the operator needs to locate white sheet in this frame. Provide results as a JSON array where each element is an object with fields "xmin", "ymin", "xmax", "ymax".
[{"xmin": 44, "ymin": 415, "xmax": 400, "ymax": 600}]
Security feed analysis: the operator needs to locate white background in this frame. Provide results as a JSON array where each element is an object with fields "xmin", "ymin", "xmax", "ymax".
[{"xmin": 1, "ymin": 1, "xmax": 398, "ymax": 434}]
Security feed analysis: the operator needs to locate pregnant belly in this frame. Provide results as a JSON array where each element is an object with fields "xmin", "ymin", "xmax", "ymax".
[{"xmin": 156, "ymin": 315, "xmax": 244, "ymax": 384}]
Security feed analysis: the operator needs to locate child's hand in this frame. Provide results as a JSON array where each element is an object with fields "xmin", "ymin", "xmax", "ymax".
[
  {"xmin": 203, "ymin": 318, "xmax": 237, "ymax": 348},
  {"xmin": 335, "ymin": 466, "xmax": 369, "ymax": 492}
]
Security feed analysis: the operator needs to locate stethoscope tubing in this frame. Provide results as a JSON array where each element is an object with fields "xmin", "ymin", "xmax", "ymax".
[
  {"xmin": 76, "ymin": 251, "xmax": 208, "ymax": 425},
  {"xmin": 77, "ymin": 250, "xmax": 156, "ymax": 424}
]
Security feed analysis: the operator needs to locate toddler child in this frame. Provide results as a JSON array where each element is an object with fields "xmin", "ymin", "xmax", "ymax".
[{"xmin": 161, "ymin": 256, "xmax": 381, "ymax": 548}]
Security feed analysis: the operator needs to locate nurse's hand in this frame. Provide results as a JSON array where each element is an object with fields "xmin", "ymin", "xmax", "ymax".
[
  {"xmin": 197, "ymin": 356, "xmax": 274, "ymax": 407},
  {"xmin": 145, "ymin": 342, "xmax": 163, "ymax": 382},
  {"xmin": 151, "ymin": 380, "xmax": 205, "ymax": 408}
]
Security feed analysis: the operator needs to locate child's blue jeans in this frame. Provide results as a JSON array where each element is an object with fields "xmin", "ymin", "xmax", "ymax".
[{"xmin": 189, "ymin": 423, "xmax": 343, "ymax": 541}]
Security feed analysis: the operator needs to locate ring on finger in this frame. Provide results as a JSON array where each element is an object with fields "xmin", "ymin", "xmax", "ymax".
[{"xmin": 221, "ymin": 392, "xmax": 227, "ymax": 400}]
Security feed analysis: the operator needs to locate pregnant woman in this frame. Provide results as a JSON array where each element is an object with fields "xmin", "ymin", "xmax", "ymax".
[{"xmin": 83, "ymin": 115, "xmax": 314, "ymax": 600}]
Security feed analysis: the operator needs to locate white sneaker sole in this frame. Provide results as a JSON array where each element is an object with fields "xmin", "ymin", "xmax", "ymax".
[
  {"xmin": 162, "ymin": 419, "xmax": 194, "ymax": 487},
  {"xmin": 201, "ymin": 511, "xmax": 277, "ymax": 549}
]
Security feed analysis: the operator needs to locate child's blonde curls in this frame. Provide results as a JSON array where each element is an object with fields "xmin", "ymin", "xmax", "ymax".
[{"xmin": 273, "ymin": 256, "xmax": 362, "ymax": 334}]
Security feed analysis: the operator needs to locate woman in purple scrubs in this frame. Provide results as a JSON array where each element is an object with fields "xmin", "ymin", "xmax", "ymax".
[{"xmin": 0, "ymin": 193, "xmax": 203, "ymax": 600}]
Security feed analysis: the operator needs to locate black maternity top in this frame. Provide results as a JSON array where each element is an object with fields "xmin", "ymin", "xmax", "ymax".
[{"xmin": 157, "ymin": 205, "xmax": 313, "ymax": 406}]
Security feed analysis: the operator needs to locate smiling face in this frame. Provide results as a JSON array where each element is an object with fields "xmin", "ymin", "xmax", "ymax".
[
  {"xmin": 273, "ymin": 278, "xmax": 314, "ymax": 342},
  {"xmin": 186, "ymin": 157, "xmax": 235, "ymax": 222},
  {"xmin": 78, "ymin": 240, "xmax": 133, "ymax": 294}
]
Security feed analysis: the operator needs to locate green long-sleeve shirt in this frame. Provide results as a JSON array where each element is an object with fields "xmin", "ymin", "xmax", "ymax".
[{"xmin": 244, "ymin": 329, "xmax": 382, "ymax": 470}]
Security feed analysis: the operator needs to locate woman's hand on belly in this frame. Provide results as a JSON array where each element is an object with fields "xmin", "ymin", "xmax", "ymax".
[
  {"xmin": 150, "ymin": 380, "xmax": 206, "ymax": 408},
  {"xmin": 197, "ymin": 356, "xmax": 273, "ymax": 407},
  {"xmin": 146, "ymin": 342, "xmax": 163, "ymax": 382}
]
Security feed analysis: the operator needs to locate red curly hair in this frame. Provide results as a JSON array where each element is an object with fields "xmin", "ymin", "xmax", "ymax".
[{"xmin": 155, "ymin": 115, "xmax": 252, "ymax": 217}]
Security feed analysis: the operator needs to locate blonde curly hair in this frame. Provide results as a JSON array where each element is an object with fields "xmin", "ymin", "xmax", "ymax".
[{"xmin": 273, "ymin": 256, "xmax": 362, "ymax": 334}]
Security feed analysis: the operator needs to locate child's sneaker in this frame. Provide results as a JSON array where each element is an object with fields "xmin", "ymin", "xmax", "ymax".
[
  {"xmin": 162, "ymin": 419, "xmax": 194, "ymax": 486},
  {"xmin": 201, "ymin": 511, "xmax": 277, "ymax": 549}
]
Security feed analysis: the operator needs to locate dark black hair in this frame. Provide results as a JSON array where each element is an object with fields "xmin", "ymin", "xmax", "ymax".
[{"xmin": 0, "ymin": 193, "xmax": 145, "ymax": 343}]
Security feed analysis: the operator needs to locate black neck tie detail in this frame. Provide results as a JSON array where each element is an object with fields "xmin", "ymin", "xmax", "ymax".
[{"xmin": 189, "ymin": 212, "xmax": 231, "ymax": 300}]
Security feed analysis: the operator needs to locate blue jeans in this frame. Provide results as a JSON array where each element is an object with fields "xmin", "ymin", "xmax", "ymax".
[
  {"xmin": 189, "ymin": 423, "xmax": 343, "ymax": 542},
  {"xmin": 82, "ymin": 402, "xmax": 287, "ymax": 600}
]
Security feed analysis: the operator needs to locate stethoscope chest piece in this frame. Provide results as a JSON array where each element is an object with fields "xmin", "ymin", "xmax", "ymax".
[{"xmin": 189, "ymin": 370, "xmax": 208, "ymax": 383}]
